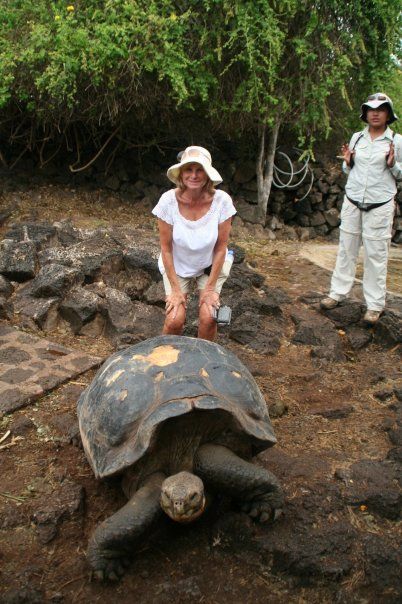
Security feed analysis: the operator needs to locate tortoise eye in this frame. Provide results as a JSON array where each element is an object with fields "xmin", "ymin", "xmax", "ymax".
[{"xmin": 190, "ymin": 492, "xmax": 198, "ymax": 501}]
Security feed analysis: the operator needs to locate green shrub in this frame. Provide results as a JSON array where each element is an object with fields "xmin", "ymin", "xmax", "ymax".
[{"xmin": 0, "ymin": 0, "xmax": 400, "ymax": 159}]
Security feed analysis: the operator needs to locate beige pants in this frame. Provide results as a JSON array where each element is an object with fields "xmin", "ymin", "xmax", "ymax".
[
  {"xmin": 162, "ymin": 257, "xmax": 234, "ymax": 295},
  {"xmin": 329, "ymin": 197, "xmax": 395, "ymax": 310}
]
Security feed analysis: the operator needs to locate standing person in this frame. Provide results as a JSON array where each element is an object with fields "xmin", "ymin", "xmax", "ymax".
[
  {"xmin": 321, "ymin": 92, "xmax": 401, "ymax": 324},
  {"xmin": 152, "ymin": 146, "xmax": 236, "ymax": 341}
]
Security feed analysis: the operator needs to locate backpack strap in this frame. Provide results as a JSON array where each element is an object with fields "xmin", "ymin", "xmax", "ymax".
[
  {"xmin": 351, "ymin": 131, "xmax": 364, "ymax": 151},
  {"xmin": 349, "ymin": 131, "xmax": 364, "ymax": 169}
]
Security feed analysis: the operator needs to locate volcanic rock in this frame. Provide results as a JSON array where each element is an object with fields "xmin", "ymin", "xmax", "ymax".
[
  {"xmin": 0, "ymin": 240, "xmax": 37, "ymax": 282},
  {"xmin": 30, "ymin": 264, "xmax": 84, "ymax": 298},
  {"xmin": 59, "ymin": 287, "xmax": 100, "ymax": 333}
]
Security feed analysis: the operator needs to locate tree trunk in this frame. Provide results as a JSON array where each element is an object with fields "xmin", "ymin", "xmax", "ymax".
[{"xmin": 255, "ymin": 117, "xmax": 281, "ymax": 224}]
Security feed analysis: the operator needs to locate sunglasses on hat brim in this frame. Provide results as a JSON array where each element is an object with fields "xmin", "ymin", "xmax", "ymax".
[{"xmin": 366, "ymin": 94, "xmax": 388, "ymax": 101}]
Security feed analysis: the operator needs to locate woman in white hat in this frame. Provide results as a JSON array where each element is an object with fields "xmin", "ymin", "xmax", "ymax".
[
  {"xmin": 152, "ymin": 146, "xmax": 236, "ymax": 340},
  {"xmin": 321, "ymin": 93, "xmax": 402, "ymax": 324}
]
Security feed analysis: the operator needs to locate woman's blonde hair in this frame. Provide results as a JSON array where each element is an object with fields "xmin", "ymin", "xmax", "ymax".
[{"xmin": 177, "ymin": 167, "xmax": 216, "ymax": 195}]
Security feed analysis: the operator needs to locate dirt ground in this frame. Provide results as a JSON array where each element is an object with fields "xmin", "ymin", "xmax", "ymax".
[{"xmin": 0, "ymin": 186, "xmax": 401, "ymax": 604}]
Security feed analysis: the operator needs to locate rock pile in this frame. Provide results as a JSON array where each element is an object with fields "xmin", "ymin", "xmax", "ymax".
[
  {"xmin": 1, "ymin": 220, "xmax": 401, "ymax": 355},
  {"xmin": 299, "ymin": 291, "xmax": 402, "ymax": 356},
  {"xmin": 0, "ymin": 221, "xmax": 165, "ymax": 347},
  {"xmin": 0, "ymin": 220, "xmax": 289, "ymax": 350}
]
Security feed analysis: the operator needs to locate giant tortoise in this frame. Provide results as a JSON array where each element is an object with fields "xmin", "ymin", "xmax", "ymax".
[{"xmin": 78, "ymin": 335, "xmax": 283, "ymax": 580}]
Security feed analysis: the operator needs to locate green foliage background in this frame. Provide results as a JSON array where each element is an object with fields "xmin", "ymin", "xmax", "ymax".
[{"xmin": 0, "ymin": 0, "xmax": 400, "ymax": 163}]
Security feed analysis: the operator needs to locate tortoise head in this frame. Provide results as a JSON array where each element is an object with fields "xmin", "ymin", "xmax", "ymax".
[{"xmin": 160, "ymin": 472, "xmax": 205, "ymax": 523}]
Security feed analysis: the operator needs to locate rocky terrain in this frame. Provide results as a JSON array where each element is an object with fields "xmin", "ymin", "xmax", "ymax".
[{"xmin": 0, "ymin": 185, "xmax": 401, "ymax": 604}]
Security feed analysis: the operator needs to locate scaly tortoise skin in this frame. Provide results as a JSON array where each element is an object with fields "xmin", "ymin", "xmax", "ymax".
[{"xmin": 78, "ymin": 335, "xmax": 283, "ymax": 581}]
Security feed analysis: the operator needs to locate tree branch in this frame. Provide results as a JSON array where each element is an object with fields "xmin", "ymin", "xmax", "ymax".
[{"xmin": 69, "ymin": 126, "xmax": 120, "ymax": 173}]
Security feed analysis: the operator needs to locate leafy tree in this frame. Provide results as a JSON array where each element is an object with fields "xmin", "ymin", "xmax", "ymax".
[
  {"xmin": 0, "ymin": 0, "xmax": 400, "ymax": 220},
  {"xmin": 210, "ymin": 0, "xmax": 402, "ymax": 221},
  {"xmin": 376, "ymin": 65, "xmax": 402, "ymax": 135}
]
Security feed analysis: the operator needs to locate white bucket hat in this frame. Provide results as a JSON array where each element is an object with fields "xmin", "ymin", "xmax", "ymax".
[
  {"xmin": 167, "ymin": 146, "xmax": 223, "ymax": 185},
  {"xmin": 360, "ymin": 92, "xmax": 398, "ymax": 123}
]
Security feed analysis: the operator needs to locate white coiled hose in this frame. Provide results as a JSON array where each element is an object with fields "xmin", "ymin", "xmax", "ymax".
[{"xmin": 272, "ymin": 148, "xmax": 314, "ymax": 201}]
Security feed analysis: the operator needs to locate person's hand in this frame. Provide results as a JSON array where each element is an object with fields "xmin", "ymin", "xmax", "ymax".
[
  {"xmin": 200, "ymin": 289, "xmax": 220, "ymax": 318},
  {"xmin": 341, "ymin": 143, "xmax": 354, "ymax": 166},
  {"xmin": 165, "ymin": 291, "xmax": 186, "ymax": 319},
  {"xmin": 387, "ymin": 142, "xmax": 395, "ymax": 168}
]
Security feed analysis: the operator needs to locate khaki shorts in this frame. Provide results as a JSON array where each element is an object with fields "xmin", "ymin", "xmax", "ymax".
[{"xmin": 162, "ymin": 257, "xmax": 234, "ymax": 295}]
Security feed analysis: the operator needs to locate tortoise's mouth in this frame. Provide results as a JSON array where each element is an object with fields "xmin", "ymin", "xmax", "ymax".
[{"xmin": 163, "ymin": 496, "xmax": 206, "ymax": 523}]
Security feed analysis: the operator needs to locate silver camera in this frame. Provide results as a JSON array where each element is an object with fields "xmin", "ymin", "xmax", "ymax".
[{"xmin": 213, "ymin": 305, "xmax": 232, "ymax": 326}]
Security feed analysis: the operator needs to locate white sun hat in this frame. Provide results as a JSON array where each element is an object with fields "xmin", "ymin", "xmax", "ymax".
[
  {"xmin": 167, "ymin": 146, "xmax": 223, "ymax": 185},
  {"xmin": 360, "ymin": 92, "xmax": 398, "ymax": 123}
]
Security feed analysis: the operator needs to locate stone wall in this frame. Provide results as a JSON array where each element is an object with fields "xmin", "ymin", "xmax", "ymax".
[
  {"xmin": 2, "ymin": 153, "xmax": 402, "ymax": 243},
  {"xmin": 222, "ymin": 159, "xmax": 402, "ymax": 243},
  {"xmin": 104, "ymin": 156, "xmax": 402, "ymax": 243}
]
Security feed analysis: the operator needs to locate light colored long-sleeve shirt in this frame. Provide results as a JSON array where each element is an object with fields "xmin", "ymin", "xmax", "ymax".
[{"xmin": 342, "ymin": 126, "xmax": 402, "ymax": 204}]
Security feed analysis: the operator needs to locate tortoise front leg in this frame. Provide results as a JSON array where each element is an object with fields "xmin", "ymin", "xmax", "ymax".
[
  {"xmin": 194, "ymin": 444, "xmax": 283, "ymax": 522},
  {"xmin": 88, "ymin": 472, "xmax": 165, "ymax": 581}
]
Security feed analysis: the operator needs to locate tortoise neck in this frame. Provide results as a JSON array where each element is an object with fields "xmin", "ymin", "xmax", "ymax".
[{"xmin": 159, "ymin": 410, "xmax": 231, "ymax": 474}]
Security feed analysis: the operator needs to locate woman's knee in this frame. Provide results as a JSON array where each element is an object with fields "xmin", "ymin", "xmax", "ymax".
[
  {"xmin": 164, "ymin": 310, "xmax": 186, "ymax": 333},
  {"xmin": 198, "ymin": 304, "xmax": 215, "ymax": 328},
  {"xmin": 165, "ymin": 315, "xmax": 185, "ymax": 333}
]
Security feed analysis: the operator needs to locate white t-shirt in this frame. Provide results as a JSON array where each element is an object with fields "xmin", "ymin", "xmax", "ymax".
[{"xmin": 152, "ymin": 189, "xmax": 236, "ymax": 278}]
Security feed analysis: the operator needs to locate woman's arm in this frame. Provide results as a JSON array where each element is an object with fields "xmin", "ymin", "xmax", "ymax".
[
  {"xmin": 342, "ymin": 132, "xmax": 359, "ymax": 174},
  {"xmin": 199, "ymin": 217, "xmax": 232, "ymax": 314},
  {"xmin": 158, "ymin": 219, "xmax": 186, "ymax": 318}
]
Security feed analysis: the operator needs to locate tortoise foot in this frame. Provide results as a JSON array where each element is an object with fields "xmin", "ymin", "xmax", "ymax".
[
  {"xmin": 87, "ymin": 474, "xmax": 165, "ymax": 580},
  {"xmin": 241, "ymin": 497, "xmax": 282, "ymax": 524},
  {"xmin": 88, "ymin": 543, "xmax": 131, "ymax": 582}
]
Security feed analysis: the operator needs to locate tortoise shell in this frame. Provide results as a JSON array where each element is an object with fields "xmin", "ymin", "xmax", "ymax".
[{"xmin": 78, "ymin": 335, "xmax": 276, "ymax": 478}]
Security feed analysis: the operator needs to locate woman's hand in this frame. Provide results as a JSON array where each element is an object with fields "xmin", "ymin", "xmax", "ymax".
[
  {"xmin": 387, "ymin": 142, "xmax": 395, "ymax": 168},
  {"xmin": 341, "ymin": 143, "xmax": 354, "ymax": 166},
  {"xmin": 165, "ymin": 291, "xmax": 186, "ymax": 319},
  {"xmin": 200, "ymin": 289, "xmax": 220, "ymax": 318}
]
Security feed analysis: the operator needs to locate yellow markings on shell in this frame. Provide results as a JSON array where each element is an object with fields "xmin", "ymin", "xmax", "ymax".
[
  {"xmin": 232, "ymin": 371, "xmax": 241, "ymax": 378},
  {"xmin": 200, "ymin": 368, "xmax": 209, "ymax": 377},
  {"xmin": 105, "ymin": 369, "xmax": 125, "ymax": 386},
  {"xmin": 131, "ymin": 345, "xmax": 179, "ymax": 367},
  {"xmin": 154, "ymin": 372, "xmax": 164, "ymax": 382},
  {"xmin": 118, "ymin": 389, "xmax": 128, "ymax": 401}
]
